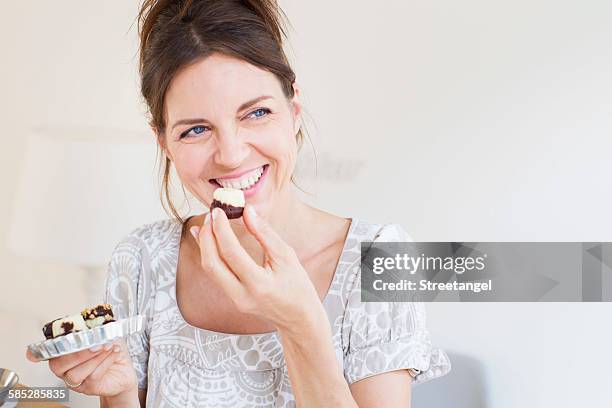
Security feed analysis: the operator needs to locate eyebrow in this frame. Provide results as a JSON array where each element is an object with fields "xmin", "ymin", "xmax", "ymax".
[{"xmin": 170, "ymin": 95, "xmax": 274, "ymax": 131}]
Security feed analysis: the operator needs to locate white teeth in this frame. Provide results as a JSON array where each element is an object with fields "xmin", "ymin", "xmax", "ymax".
[
  {"xmin": 216, "ymin": 165, "xmax": 265, "ymax": 190},
  {"xmin": 238, "ymin": 177, "xmax": 250, "ymax": 189}
]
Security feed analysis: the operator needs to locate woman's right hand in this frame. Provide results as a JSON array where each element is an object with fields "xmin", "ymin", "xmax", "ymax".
[{"xmin": 25, "ymin": 339, "xmax": 138, "ymax": 398}]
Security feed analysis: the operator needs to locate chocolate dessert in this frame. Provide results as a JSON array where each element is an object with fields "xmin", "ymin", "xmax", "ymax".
[
  {"xmin": 42, "ymin": 303, "xmax": 116, "ymax": 340},
  {"xmin": 210, "ymin": 187, "xmax": 245, "ymax": 219}
]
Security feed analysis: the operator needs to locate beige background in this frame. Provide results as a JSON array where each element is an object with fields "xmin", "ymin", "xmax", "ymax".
[{"xmin": 1, "ymin": 1, "xmax": 611, "ymax": 407}]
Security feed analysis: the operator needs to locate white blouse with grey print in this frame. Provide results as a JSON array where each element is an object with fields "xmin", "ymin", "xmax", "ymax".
[{"xmin": 104, "ymin": 217, "xmax": 451, "ymax": 407}]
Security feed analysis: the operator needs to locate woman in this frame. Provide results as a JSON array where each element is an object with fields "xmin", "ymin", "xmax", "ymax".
[{"xmin": 28, "ymin": 0, "xmax": 451, "ymax": 406}]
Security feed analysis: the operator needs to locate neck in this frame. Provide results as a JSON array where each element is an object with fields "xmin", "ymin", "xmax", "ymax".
[{"xmin": 225, "ymin": 187, "xmax": 315, "ymax": 263}]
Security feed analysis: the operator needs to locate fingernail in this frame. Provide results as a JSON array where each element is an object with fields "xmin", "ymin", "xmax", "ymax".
[
  {"xmin": 190, "ymin": 226, "xmax": 200, "ymax": 239},
  {"xmin": 89, "ymin": 345, "xmax": 102, "ymax": 352},
  {"xmin": 113, "ymin": 345, "xmax": 121, "ymax": 353},
  {"xmin": 247, "ymin": 205, "xmax": 257, "ymax": 218},
  {"xmin": 103, "ymin": 343, "xmax": 113, "ymax": 351},
  {"xmin": 205, "ymin": 212, "xmax": 211, "ymax": 224},
  {"xmin": 211, "ymin": 208, "xmax": 218, "ymax": 220}
]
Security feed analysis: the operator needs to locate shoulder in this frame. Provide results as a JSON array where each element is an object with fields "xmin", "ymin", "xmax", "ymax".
[
  {"xmin": 109, "ymin": 218, "xmax": 182, "ymax": 262},
  {"xmin": 341, "ymin": 219, "xmax": 421, "ymax": 339},
  {"xmin": 106, "ymin": 218, "xmax": 182, "ymax": 290},
  {"xmin": 340, "ymin": 220, "xmax": 451, "ymax": 386},
  {"xmin": 349, "ymin": 219, "xmax": 414, "ymax": 242},
  {"xmin": 105, "ymin": 219, "xmax": 180, "ymax": 317},
  {"xmin": 338, "ymin": 219, "xmax": 417, "ymax": 324},
  {"xmin": 119, "ymin": 218, "xmax": 182, "ymax": 248},
  {"xmin": 337, "ymin": 220, "xmax": 414, "ymax": 299},
  {"xmin": 373, "ymin": 222, "xmax": 414, "ymax": 243},
  {"xmin": 343, "ymin": 220, "xmax": 417, "ymax": 298},
  {"xmin": 342, "ymin": 220, "xmax": 413, "ymax": 280}
]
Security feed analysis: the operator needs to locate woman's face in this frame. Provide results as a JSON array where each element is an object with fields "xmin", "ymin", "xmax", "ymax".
[{"xmin": 160, "ymin": 53, "xmax": 301, "ymax": 220}]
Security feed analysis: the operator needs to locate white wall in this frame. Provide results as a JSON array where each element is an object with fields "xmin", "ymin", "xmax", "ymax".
[{"xmin": 1, "ymin": 1, "xmax": 611, "ymax": 407}]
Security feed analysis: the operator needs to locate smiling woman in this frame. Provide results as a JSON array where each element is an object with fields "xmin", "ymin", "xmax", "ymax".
[
  {"xmin": 160, "ymin": 53, "xmax": 296, "ymax": 208},
  {"xmin": 138, "ymin": 0, "xmax": 302, "ymax": 223},
  {"xmin": 29, "ymin": 0, "xmax": 450, "ymax": 407}
]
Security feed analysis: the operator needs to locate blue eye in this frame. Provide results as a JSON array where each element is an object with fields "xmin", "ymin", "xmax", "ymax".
[
  {"xmin": 248, "ymin": 108, "xmax": 271, "ymax": 119},
  {"xmin": 180, "ymin": 125, "xmax": 209, "ymax": 139}
]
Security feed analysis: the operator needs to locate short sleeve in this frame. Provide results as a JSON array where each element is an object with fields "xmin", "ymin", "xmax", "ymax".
[
  {"xmin": 104, "ymin": 232, "xmax": 152, "ymax": 390},
  {"xmin": 342, "ymin": 223, "xmax": 452, "ymax": 386}
]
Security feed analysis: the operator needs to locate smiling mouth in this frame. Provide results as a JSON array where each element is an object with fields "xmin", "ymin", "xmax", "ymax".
[{"xmin": 209, "ymin": 164, "xmax": 269, "ymax": 190}]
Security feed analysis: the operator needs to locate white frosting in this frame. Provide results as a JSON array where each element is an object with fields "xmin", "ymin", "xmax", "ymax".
[
  {"xmin": 213, "ymin": 188, "xmax": 245, "ymax": 207},
  {"xmin": 51, "ymin": 313, "xmax": 88, "ymax": 337}
]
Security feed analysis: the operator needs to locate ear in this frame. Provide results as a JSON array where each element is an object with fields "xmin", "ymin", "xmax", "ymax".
[
  {"xmin": 290, "ymin": 82, "xmax": 303, "ymax": 136},
  {"xmin": 151, "ymin": 124, "xmax": 173, "ymax": 162}
]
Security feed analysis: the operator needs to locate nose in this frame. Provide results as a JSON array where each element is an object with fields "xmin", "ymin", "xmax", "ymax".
[{"xmin": 212, "ymin": 128, "xmax": 249, "ymax": 169}]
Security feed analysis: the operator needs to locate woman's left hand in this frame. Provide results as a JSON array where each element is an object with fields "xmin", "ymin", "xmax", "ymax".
[{"xmin": 190, "ymin": 205, "xmax": 323, "ymax": 333}]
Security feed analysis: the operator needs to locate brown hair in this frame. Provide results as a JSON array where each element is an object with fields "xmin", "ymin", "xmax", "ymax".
[{"xmin": 137, "ymin": 0, "xmax": 305, "ymax": 223}]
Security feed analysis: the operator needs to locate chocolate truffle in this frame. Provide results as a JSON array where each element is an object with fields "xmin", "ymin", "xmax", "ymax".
[{"xmin": 210, "ymin": 187, "xmax": 245, "ymax": 219}]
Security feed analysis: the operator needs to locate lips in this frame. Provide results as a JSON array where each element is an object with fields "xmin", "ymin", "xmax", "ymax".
[{"xmin": 210, "ymin": 164, "xmax": 269, "ymax": 190}]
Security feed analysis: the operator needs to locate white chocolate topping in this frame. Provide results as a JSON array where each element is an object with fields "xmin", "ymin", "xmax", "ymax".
[
  {"xmin": 51, "ymin": 313, "xmax": 88, "ymax": 337},
  {"xmin": 85, "ymin": 316, "xmax": 106, "ymax": 329},
  {"xmin": 213, "ymin": 188, "xmax": 245, "ymax": 207}
]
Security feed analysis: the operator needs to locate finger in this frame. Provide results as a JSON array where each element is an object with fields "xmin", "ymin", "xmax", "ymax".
[
  {"xmin": 26, "ymin": 348, "xmax": 41, "ymax": 362},
  {"xmin": 86, "ymin": 345, "xmax": 124, "ymax": 384},
  {"xmin": 62, "ymin": 348, "xmax": 115, "ymax": 389},
  {"xmin": 198, "ymin": 212, "xmax": 245, "ymax": 298},
  {"xmin": 210, "ymin": 207, "xmax": 260, "ymax": 280},
  {"xmin": 243, "ymin": 204, "xmax": 293, "ymax": 264},
  {"xmin": 48, "ymin": 342, "xmax": 113, "ymax": 376}
]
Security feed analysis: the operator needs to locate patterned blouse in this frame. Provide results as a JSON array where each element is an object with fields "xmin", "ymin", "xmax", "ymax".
[{"xmin": 104, "ymin": 217, "xmax": 451, "ymax": 407}]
